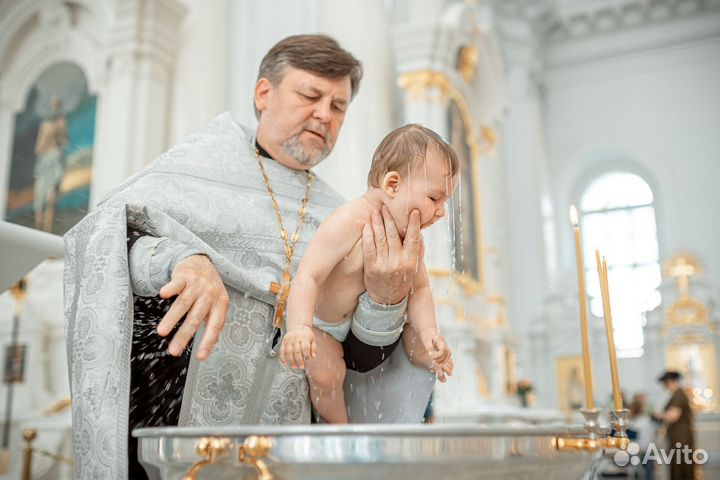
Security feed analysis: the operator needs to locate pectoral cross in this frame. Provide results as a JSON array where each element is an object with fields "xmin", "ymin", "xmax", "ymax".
[{"xmin": 269, "ymin": 269, "xmax": 292, "ymax": 330}]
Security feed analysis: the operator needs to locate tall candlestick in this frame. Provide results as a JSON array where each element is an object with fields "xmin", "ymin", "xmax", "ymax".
[
  {"xmin": 595, "ymin": 250, "xmax": 623, "ymax": 411},
  {"xmin": 570, "ymin": 206, "xmax": 594, "ymax": 410}
]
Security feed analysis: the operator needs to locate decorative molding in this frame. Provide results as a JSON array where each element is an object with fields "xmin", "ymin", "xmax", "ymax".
[
  {"xmin": 107, "ymin": 0, "xmax": 187, "ymax": 70},
  {"xmin": 494, "ymin": 0, "xmax": 720, "ymax": 72},
  {"xmin": 457, "ymin": 44, "xmax": 479, "ymax": 82},
  {"xmin": 493, "ymin": 0, "xmax": 720, "ymax": 42},
  {"xmin": 545, "ymin": 0, "xmax": 720, "ymax": 42},
  {"xmin": 0, "ymin": 0, "xmax": 111, "ymax": 110},
  {"xmin": 664, "ymin": 296, "xmax": 713, "ymax": 333}
]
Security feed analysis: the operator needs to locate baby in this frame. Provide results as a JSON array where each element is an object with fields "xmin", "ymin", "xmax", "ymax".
[{"xmin": 280, "ymin": 124, "xmax": 458, "ymax": 424}]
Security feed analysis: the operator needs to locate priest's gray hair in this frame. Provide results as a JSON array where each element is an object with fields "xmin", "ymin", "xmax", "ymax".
[{"xmin": 254, "ymin": 34, "xmax": 363, "ymax": 119}]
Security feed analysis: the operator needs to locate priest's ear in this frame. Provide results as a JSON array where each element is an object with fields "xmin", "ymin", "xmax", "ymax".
[
  {"xmin": 381, "ymin": 171, "xmax": 401, "ymax": 198},
  {"xmin": 254, "ymin": 78, "xmax": 273, "ymax": 118}
]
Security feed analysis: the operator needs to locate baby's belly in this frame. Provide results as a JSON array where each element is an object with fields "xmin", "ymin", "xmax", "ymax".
[{"xmin": 315, "ymin": 276, "xmax": 365, "ymax": 324}]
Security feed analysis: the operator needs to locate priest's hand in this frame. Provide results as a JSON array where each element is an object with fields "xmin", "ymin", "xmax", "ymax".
[
  {"xmin": 362, "ymin": 206, "xmax": 422, "ymax": 305},
  {"xmin": 157, "ymin": 254, "xmax": 229, "ymax": 360}
]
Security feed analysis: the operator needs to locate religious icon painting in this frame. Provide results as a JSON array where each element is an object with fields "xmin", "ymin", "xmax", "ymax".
[
  {"xmin": 4, "ymin": 61, "xmax": 96, "ymax": 235},
  {"xmin": 555, "ymin": 356, "xmax": 586, "ymax": 412}
]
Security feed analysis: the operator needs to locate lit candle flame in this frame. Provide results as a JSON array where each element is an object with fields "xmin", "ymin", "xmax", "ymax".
[{"xmin": 569, "ymin": 205, "xmax": 579, "ymax": 226}]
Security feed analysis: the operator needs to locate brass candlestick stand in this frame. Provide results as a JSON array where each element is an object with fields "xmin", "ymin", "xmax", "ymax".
[{"xmin": 555, "ymin": 407, "xmax": 629, "ymax": 452}]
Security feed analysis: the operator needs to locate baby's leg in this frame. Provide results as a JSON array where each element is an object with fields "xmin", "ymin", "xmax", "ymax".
[{"xmin": 304, "ymin": 327, "xmax": 348, "ymax": 424}]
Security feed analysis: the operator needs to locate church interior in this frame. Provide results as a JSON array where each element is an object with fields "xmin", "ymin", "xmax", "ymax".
[{"xmin": 0, "ymin": 0, "xmax": 718, "ymax": 478}]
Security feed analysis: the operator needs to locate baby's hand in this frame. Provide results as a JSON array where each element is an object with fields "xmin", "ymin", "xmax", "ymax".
[
  {"xmin": 280, "ymin": 325, "xmax": 316, "ymax": 369},
  {"xmin": 419, "ymin": 328, "xmax": 454, "ymax": 381},
  {"xmin": 431, "ymin": 354, "xmax": 455, "ymax": 383},
  {"xmin": 419, "ymin": 328, "xmax": 451, "ymax": 362}
]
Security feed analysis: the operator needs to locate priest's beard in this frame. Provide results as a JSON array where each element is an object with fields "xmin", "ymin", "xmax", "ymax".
[{"xmin": 282, "ymin": 129, "xmax": 331, "ymax": 167}]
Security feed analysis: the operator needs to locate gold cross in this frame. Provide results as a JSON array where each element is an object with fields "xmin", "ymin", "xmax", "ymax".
[
  {"xmin": 255, "ymin": 146, "xmax": 312, "ymax": 333},
  {"xmin": 269, "ymin": 269, "xmax": 291, "ymax": 330}
]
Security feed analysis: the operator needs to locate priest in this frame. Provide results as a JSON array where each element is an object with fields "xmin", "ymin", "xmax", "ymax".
[{"xmin": 64, "ymin": 34, "xmax": 435, "ymax": 479}]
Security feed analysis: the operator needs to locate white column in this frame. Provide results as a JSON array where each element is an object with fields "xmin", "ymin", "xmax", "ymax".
[
  {"xmin": 498, "ymin": 21, "xmax": 553, "ymax": 380},
  {"xmin": 227, "ymin": 0, "xmax": 321, "ymax": 130},
  {"xmin": 312, "ymin": 0, "xmax": 395, "ymax": 200},
  {"xmin": 168, "ymin": 0, "xmax": 229, "ymax": 143},
  {"xmin": 90, "ymin": 0, "xmax": 186, "ymax": 206}
]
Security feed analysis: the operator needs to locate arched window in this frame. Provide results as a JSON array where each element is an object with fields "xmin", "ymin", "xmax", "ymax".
[{"xmin": 579, "ymin": 172, "xmax": 661, "ymax": 358}]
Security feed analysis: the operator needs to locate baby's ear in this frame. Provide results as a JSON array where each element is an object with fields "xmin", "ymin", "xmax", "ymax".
[{"xmin": 382, "ymin": 171, "xmax": 401, "ymax": 198}]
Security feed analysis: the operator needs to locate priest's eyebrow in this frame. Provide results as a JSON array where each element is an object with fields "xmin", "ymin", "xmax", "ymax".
[{"xmin": 302, "ymin": 86, "xmax": 348, "ymax": 106}]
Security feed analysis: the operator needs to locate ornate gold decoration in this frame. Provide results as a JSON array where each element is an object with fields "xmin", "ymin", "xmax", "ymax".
[
  {"xmin": 238, "ymin": 435, "xmax": 274, "ymax": 480},
  {"xmin": 554, "ymin": 435, "xmax": 629, "ymax": 452},
  {"xmin": 555, "ymin": 408, "xmax": 631, "ymax": 452},
  {"xmin": 181, "ymin": 435, "xmax": 275, "ymax": 480},
  {"xmin": 10, "ymin": 278, "xmax": 27, "ymax": 316},
  {"xmin": 475, "ymin": 367, "xmax": 490, "ymax": 398},
  {"xmin": 486, "ymin": 295, "xmax": 506, "ymax": 326},
  {"xmin": 21, "ymin": 429, "xmax": 36, "ymax": 480},
  {"xmin": 428, "ymin": 268, "xmax": 484, "ymax": 296},
  {"xmin": 40, "ymin": 397, "xmax": 71, "ymax": 416},
  {"xmin": 479, "ymin": 125, "xmax": 498, "ymax": 157},
  {"xmin": 434, "ymin": 296, "xmax": 466, "ymax": 320},
  {"xmin": 398, "ymin": 70, "xmax": 490, "ymax": 294},
  {"xmin": 256, "ymin": 149, "xmax": 314, "ymax": 330},
  {"xmin": 182, "ymin": 437, "xmax": 231, "ymax": 480},
  {"xmin": 665, "ymin": 296, "xmax": 712, "ymax": 332},
  {"xmin": 669, "ymin": 333, "xmax": 710, "ymax": 345},
  {"xmin": 456, "ymin": 45, "xmax": 479, "ymax": 82},
  {"xmin": 664, "ymin": 253, "xmax": 702, "ymax": 298}
]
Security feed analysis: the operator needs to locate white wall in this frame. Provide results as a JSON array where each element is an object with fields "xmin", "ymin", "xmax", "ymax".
[
  {"xmin": 533, "ymin": 23, "xmax": 720, "ymax": 408},
  {"xmin": 547, "ymin": 40, "xmax": 720, "ymax": 283}
]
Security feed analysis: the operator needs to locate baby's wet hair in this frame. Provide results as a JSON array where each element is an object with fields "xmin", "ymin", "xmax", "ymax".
[{"xmin": 367, "ymin": 124, "xmax": 459, "ymax": 188}]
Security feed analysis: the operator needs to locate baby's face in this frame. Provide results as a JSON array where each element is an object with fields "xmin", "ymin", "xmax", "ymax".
[{"xmin": 386, "ymin": 146, "xmax": 458, "ymax": 236}]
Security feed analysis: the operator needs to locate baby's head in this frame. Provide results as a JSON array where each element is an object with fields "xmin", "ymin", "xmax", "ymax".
[{"xmin": 367, "ymin": 124, "xmax": 459, "ymax": 235}]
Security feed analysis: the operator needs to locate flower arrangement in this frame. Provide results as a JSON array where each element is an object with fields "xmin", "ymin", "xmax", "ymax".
[{"xmin": 516, "ymin": 379, "xmax": 534, "ymax": 408}]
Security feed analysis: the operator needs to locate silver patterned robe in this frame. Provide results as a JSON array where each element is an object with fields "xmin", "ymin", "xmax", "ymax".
[{"xmin": 64, "ymin": 112, "xmax": 434, "ymax": 479}]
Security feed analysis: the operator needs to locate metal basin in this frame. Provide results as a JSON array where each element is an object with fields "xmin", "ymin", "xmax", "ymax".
[{"xmin": 134, "ymin": 424, "xmax": 596, "ymax": 479}]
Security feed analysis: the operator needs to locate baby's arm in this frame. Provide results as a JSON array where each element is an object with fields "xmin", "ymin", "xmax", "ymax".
[
  {"xmin": 407, "ymin": 257, "xmax": 453, "ymax": 378},
  {"xmin": 406, "ymin": 259, "xmax": 436, "ymax": 334},
  {"xmin": 281, "ymin": 204, "xmax": 363, "ymax": 368}
]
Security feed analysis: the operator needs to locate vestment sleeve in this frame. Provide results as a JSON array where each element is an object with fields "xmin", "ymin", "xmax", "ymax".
[
  {"xmin": 127, "ymin": 227, "xmax": 204, "ymax": 297},
  {"xmin": 351, "ymin": 292, "xmax": 407, "ymax": 346}
]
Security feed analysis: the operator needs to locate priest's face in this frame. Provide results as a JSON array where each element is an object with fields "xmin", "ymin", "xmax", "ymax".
[{"xmin": 255, "ymin": 67, "xmax": 352, "ymax": 170}]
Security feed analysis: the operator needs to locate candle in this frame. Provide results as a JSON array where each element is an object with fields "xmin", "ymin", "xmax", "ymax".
[
  {"xmin": 570, "ymin": 206, "xmax": 594, "ymax": 410},
  {"xmin": 595, "ymin": 250, "xmax": 623, "ymax": 411}
]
